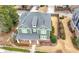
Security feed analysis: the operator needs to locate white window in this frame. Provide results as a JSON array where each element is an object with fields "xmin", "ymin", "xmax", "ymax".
[
  {"xmin": 41, "ymin": 29, "xmax": 46, "ymax": 34},
  {"xmin": 33, "ymin": 29, "xmax": 36, "ymax": 32},
  {"xmin": 40, "ymin": 35, "xmax": 47, "ymax": 39},
  {"xmin": 21, "ymin": 28, "xmax": 28, "ymax": 33},
  {"xmin": 33, "ymin": 25, "xmax": 36, "ymax": 27}
]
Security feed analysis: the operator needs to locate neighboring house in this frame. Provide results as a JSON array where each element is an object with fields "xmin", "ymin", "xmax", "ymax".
[
  {"xmin": 69, "ymin": 5, "xmax": 79, "ymax": 12},
  {"xmin": 55, "ymin": 5, "xmax": 72, "ymax": 13},
  {"xmin": 15, "ymin": 5, "xmax": 33, "ymax": 11},
  {"xmin": 71, "ymin": 8, "xmax": 79, "ymax": 38},
  {"xmin": 15, "ymin": 12, "xmax": 51, "ymax": 44}
]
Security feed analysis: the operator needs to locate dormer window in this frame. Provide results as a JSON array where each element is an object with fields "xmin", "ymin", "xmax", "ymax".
[{"xmin": 33, "ymin": 25, "xmax": 36, "ymax": 27}]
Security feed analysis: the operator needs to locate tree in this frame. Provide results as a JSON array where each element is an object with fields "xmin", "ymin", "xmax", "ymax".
[
  {"xmin": 76, "ymin": 37, "xmax": 79, "ymax": 48},
  {"xmin": 0, "ymin": 5, "xmax": 19, "ymax": 32},
  {"xmin": 52, "ymin": 26, "xmax": 54, "ymax": 33},
  {"xmin": 50, "ymin": 26, "xmax": 56, "ymax": 43},
  {"xmin": 50, "ymin": 32, "xmax": 57, "ymax": 43}
]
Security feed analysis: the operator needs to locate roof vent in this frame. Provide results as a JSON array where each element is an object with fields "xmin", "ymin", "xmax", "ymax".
[{"xmin": 32, "ymin": 16, "xmax": 37, "ymax": 27}]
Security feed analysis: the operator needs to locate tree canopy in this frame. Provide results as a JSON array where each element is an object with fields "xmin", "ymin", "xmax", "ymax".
[
  {"xmin": 50, "ymin": 32, "xmax": 57, "ymax": 43},
  {"xmin": 0, "ymin": 5, "xmax": 19, "ymax": 32}
]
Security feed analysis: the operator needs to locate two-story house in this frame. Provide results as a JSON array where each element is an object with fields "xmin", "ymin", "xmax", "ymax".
[{"xmin": 15, "ymin": 12, "xmax": 51, "ymax": 44}]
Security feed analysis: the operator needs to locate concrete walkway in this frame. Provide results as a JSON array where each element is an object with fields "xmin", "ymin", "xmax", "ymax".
[{"xmin": 30, "ymin": 45, "xmax": 36, "ymax": 53}]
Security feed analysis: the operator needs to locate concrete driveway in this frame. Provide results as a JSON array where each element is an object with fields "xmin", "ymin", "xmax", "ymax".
[{"xmin": 62, "ymin": 17, "xmax": 79, "ymax": 52}]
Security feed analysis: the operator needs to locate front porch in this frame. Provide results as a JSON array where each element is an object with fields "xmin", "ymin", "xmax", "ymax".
[{"xmin": 14, "ymin": 39, "xmax": 52, "ymax": 47}]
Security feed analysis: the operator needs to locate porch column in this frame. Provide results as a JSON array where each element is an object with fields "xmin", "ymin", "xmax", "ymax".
[
  {"xmin": 29, "ymin": 40, "xmax": 32, "ymax": 44},
  {"xmin": 17, "ymin": 39, "xmax": 20, "ymax": 43},
  {"xmin": 36, "ymin": 40, "xmax": 39, "ymax": 45}
]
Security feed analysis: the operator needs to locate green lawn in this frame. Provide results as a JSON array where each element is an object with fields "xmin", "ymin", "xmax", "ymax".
[
  {"xmin": 0, "ymin": 47, "xmax": 30, "ymax": 52},
  {"xmin": 72, "ymin": 37, "xmax": 79, "ymax": 49},
  {"xmin": 0, "ymin": 47, "xmax": 48, "ymax": 53},
  {"xmin": 35, "ymin": 51, "xmax": 47, "ymax": 53}
]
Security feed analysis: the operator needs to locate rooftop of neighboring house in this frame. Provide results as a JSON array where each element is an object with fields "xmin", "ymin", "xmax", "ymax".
[
  {"xmin": 55, "ymin": 5, "xmax": 72, "ymax": 13},
  {"xmin": 72, "ymin": 8, "xmax": 79, "ymax": 31}
]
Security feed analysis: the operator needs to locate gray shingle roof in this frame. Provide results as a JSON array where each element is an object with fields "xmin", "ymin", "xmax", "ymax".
[
  {"xmin": 16, "ymin": 33, "xmax": 39, "ymax": 40},
  {"xmin": 16, "ymin": 12, "xmax": 51, "ymax": 40},
  {"xmin": 32, "ymin": 16, "xmax": 37, "ymax": 27},
  {"xmin": 18, "ymin": 12, "xmax": 51, "ymax": 29}
]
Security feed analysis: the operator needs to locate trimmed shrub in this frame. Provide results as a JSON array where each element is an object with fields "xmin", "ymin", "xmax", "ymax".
[{"xmin": 50, "ymin": 34, "xmax": 57, "ymax": 43}]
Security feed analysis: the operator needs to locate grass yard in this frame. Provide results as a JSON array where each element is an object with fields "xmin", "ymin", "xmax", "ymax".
[
  {"xmin": 35, "ymin": 51, "xmax": 47, "ymax": 53},
  {"xmin": 0, "ymin": 47, "xmax": 30, "ymax": 52}
]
